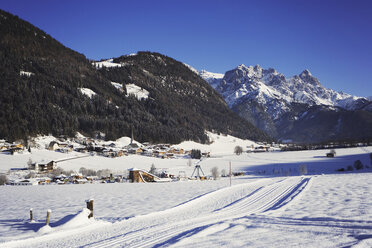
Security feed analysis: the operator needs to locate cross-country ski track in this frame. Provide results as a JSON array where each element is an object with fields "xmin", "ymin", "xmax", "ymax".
[{"xmin": 4, "ymin": 177, "xmax": 314, "ymax": 248}]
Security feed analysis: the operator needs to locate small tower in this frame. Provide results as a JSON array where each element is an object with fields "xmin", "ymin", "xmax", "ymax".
[{"xmin": 191, "ymin": 159, "xmax": 205, "ymax": 179}]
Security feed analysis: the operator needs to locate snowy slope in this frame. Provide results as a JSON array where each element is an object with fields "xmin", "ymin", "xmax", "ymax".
[
  {"xmin": 199, "ymin": 70, "xmax": 224, "ymax": 89},
  {"xmin": 1, "ymin": 172, "xmax": 372, "ymax": 247},
  {"xmin": 125, "ymin": 84, "xmax": 149, "ymax": 100},
  {"xmin": 93, "ymin": 59, "xmax": 122, "ymax": 68},
  {"xmin": 183, "ymin": 63, "xmax": 224, "ymax": 89},
  {"xmin": 79, "ymin": 88, "xmax": 97, "ymax": 99}
]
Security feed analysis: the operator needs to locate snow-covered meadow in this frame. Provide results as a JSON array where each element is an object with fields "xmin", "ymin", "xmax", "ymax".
[{"xmin": 1, "ymin": 134, "xmax": 372, "ymax": 247}]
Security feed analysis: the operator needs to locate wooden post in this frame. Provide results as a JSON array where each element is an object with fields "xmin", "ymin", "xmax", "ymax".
[
  {"xmin": 46, "ymin": 209, "xmax": 52, "ymax": 225},
  {"xmin": 30, "ymin": 208, "xmax": 33, "ymax": 222},
  {"xmin": 86, "ymin": 199, "xmax": 94, "ymax": 218}
]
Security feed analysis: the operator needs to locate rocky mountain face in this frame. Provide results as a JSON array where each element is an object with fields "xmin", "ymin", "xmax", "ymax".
[
  {"xmin": 0, "ymin": 9, "xmax": 269, "ymax": 143},
  {"xmin": 200, "ymin": 64, "xmax": 372, "ymax": 143}
]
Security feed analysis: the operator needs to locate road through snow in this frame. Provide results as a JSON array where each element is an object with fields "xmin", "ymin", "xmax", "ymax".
[{"xmin": 3, "ymin": 177, "xmax": 311, "ymax": 248}]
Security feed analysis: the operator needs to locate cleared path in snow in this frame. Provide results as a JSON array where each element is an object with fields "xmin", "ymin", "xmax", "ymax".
[{"xmin": 4, "ymin": 177, "xmax": 311, "ymax": 248}]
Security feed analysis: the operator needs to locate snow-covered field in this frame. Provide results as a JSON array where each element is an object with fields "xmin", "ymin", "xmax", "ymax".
[{"xmin": 1, "ymin": 137, "xmax": 372, "ymax": 247}]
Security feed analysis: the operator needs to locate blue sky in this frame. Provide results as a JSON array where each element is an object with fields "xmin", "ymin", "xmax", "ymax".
[{"xmin": 1, "ymin": 0, "xmax": 372, "ymax": 97}]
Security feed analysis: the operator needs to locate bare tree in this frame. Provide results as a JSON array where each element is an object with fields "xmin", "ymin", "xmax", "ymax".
[
  {"xmin": 354, "ymin": 160, "xmax": 364, "ymax": 170},
  {"xmin": 97, "ymin": 169, "xmax": 111, "ymax": 178},
  {"xmin": 27, "ymin": 158, "xmax": 33, "ymax": 169},
  {"xmin": 0, "ymin": 175, "xmax": 8, "ymax": 185},
  {"xmin": 149, "ymin": 163, "xmax": 157, "ymax": 175},
  {"xmin": 187, "ymin": 159, "xmax": 192, "ymax": 167},
  {"xmin": 234, "ymin": 146, "xmax": 243, "ymax": 155},
  {"xmin": 299, "ymin": 165, "xmax": 307, "ymax": 175},
  {"xmin": 211, "ymin": 166, "xmax": 220, "ymax": 180}
]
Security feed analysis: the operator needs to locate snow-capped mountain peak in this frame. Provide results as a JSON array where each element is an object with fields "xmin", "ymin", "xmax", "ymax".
[
  {"xmin": 300, "ymin": 69, "xmax": 312, "ymax": 77},
  {"xmin": 213, "ymin": 65, "xmax": 367, "ymax": 110}
]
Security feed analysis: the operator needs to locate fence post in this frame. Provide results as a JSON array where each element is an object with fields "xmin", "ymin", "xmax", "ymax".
[
  {"xmin": 30, "ymin": 208, "xmax": 33, "ymax": 222},
  {"xmin": 46, "ymin": 209, "xmax": 52, "ymax": 225},
  {"xmin": 86, "ymin": 199, "xmax": 94, "ymax": 218}
]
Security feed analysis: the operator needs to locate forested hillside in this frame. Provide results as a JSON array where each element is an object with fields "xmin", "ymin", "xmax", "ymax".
[{"xmin": 0, "ymin": 9, "xmax": 269, "ymax": 144}]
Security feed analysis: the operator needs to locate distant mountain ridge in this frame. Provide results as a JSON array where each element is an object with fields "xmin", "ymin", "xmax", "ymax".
[{"xmin": 197, "ymin": 64, "xmax": 372, "ymax": 143}]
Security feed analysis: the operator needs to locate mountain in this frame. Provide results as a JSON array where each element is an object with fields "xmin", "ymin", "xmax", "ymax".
[
  {"xmin": 0, "ymin": 9, "xmax": 269, "ymax": 143},
  {"xmin": 200, "ymin": 64, "xmax": 372, "ymax": 143}
]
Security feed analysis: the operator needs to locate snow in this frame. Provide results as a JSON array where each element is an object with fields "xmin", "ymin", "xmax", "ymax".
[
  {"xmin": 183, "ymin": 63, "xmax": 199, "ymax": 75},
  {"xmin": 93, "ymin": 59, "xmax": 122, "ymax": 68},
  {"xmin": 79, "ymin": 88, "xmax": 96, "ymax": 99},
  {"xmin": 126, "ymin": 84, "xmax": 149, "ymax": 100},
  {"xmin": 19, "ymin": 71, "xmax": 34, "ymax": 77},
  {"xmin": 1, "ymin": 134, "xmax": 372, "ymax": 247},
  {"xmin": 199, "ymin": 70, "xmax": 224, "ymax": 81},
  {"xmin": 110, "ymin": 81, "xmax": 123, "ymax": 90}
]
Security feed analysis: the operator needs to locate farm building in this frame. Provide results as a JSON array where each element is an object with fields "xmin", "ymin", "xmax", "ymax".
[{"xmin": 128, "ymin": 168, "xmax": 171, "ymax": 183}]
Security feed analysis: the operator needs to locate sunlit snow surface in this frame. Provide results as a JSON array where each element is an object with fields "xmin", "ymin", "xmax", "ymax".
[
  {"xmin": 93, "ymin": 59, "xmax": 122, "ymax": 68},
  {"xmin": 0, "ymin": 138, "xmax": 371, "ymax": 247},
  {"xmin": 125, "ymin": 84, "xmax": 149, "ymax": 100},
  {"xmin": 79, "ymin": 88, "xmax": 96, "ymax": 99}
]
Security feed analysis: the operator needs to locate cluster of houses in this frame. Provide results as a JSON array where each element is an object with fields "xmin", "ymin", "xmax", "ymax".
[
  {"xmin": 6, "ymin": 170, "xmax": 128, "ymax": 186},
  {"xmin": 0, "ymin": 140, "xmax": 26, "ymax": 154},
  {"xmin": 47, "ymin": 138, "xmax": 191, "ymax": 159}
]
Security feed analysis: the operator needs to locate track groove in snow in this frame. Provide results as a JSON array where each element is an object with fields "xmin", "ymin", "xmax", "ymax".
[{"xmin": 4, "ymin": 177, "xmax": 311, "ymax": 248}]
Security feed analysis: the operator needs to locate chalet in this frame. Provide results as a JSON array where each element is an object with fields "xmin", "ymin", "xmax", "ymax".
[
  {"xmin": 29, "ymin": 161, "xmax": 56, "ymax": 173},
  {"xmin": 53, "ymin": 174, "xmax": 68, "ymax": 183},
  {"xmin": 38, "ymin": 177, "xmax": 52, "ymax": 185},
  {"xmin": 102, "ymin": 148, "xmax": 116, "ymax": 157},
  {"xmin": 202, "ymin": 152, "xmax": 210, "ymax": 157},
  {"xmin": 174, "ymin": 148, "xmax": 184, "ymax": 155},
  {"xmin": 117, "ymin": 150, "xmax": 126, "ymax": 157},
  {"xmin": 11, "ymin": 179, "xmax": 38, "ymax": 186},
  {"xmin": 75, "ymin": 147, "xmax": 88, "ymax": 153},
  {"xmin": 71, "ymin": 172, "xmax": 83, "ymax": 180},
  {"xmin": 48, "ymin": 141, "xmax": 60, "ymax": 151},
  {"xmin": 128, "ymin": 147, "xmax": 143, "ymax": 154}
]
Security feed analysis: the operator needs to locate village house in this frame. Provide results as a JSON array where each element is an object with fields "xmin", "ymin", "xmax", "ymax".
[
  {"xmin": 29, "ymin": 161, "xmax": 56, "ymax": 173},
  {"xmin": 48, "ymin": 141, "xmax": 60, "ymax": 151}
]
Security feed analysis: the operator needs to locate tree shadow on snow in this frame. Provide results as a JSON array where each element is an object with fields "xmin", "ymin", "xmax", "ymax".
[
  {"xmin": 0, "ymin": 218, "xmax": 44, "ymax": 232},
  {"xmin": 241, "ymin": 153, "xmax": 372, "ymax": 176}
]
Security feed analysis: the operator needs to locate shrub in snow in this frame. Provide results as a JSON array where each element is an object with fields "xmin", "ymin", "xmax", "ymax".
[
  {"xmin": 211, "ymin": 167, "xmax": 220, "ymax": 180},
  {"xmin": 330, "ymin": 149, "xmax": 336, "ymax": 155},
  {"xmin": 346, "ymin": 165, "xmax": 354, "ymax": 171},
  {"xmin": 27, "ymin": 158, "xmax": 33, "ymax": 168},
  {"xmin": 234, "ymin": 146, "xmax": 243, "ymax": 155},
  {"xmin": 79, "ymin": 167, "xmax": 97, "ymax": 177},
  {"xmin": 0, "ymin": 175, "xmax": 8, "ymax": 185},
  {"xmin": 221, "ymin": 169, "xmax": 227, "ymax": 177},
  {"xmin": 299, "ymin": 165, "xmax": 308, "ymax": 175},
  {"xmin": 353, "ymin": 160, "xmax": 364, "ymax": 170},
  {"xmin": 337, "ymin": 168, "xmax": 345, "ymax": 172},
  {"xmin": 149, "ymin": 164, "xmax": 157, "ymax": 175},
  {"xmin": 97, "ymin": 169, "xmax": 111, "ymax": 179},
  {"xmin": 187, "ymin": 159, "xmax": 192, "ymax": 167},
  {"xmin": 191, "ymin": 149, "xmax": 201, "ymax": 159}
]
